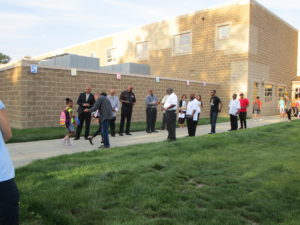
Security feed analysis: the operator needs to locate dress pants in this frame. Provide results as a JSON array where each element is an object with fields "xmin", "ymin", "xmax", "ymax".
[
  {"xmin": 75, "ymin": 112, "xmax": 91, "ymax": 138},
  {"xmin": 146, "ymin": 108, "xmax": 157, "ymax": 132},
  {"xmin": 210, "ymin": 111, "xmax": 218, "ymax": 133},
  {"xmin": 101, "ymin": 119, "xmax": 110, "ymax": 147},
  {"xmin": 187, "ymin": 117, "xmax": 198, "ymax": 136},
  {"xmin": 119, "ymin": 107, "xmax": 133, "ymax": 134},
  {"xmin": 166, "ymin": 110, "xmax": 176, "ymax": 141},
  {"xmin": 161, "ymin": 113, "xmax": 167, "ymax": 130},
  {"xmin": 109, "ymin": 117, "xmax": 116, "ymax": 136},
  {"xmin": 0, "ymin": 179, "xmax": 19, "ymax": 225},
  {"xmin": 230, "ymin": 114, "xmax": 238, "ymax": 130},
  {"xmin": 239, "ymin": 112, "xmax": 247, "ymax": 128}
]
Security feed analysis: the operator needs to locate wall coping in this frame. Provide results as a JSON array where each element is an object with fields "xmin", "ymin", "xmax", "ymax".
[{"xmin": 1, "ymin": 60, "xmax": 220, "ymax": 86}]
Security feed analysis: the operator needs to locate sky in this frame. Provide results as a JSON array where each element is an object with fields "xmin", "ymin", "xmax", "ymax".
[{"xmin": 1, "ymin": 0, "xmax": 299, "ymax": 62}]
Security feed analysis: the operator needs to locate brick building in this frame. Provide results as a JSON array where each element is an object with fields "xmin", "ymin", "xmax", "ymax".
[{"xmin": 0, "ymin": 0, "xmax": 298, "ymax": 128}]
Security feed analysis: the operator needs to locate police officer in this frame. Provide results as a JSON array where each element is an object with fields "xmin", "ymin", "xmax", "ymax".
[{"xmin": 119, "ymin": 86, "xmax": 136, "ymax": 136}]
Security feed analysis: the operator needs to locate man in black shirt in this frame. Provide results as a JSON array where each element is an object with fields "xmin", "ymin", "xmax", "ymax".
[
  {"xmin": 119, "ymin": 86, "xmax": 136, "ymax": 136},
  {"xmin": 74, "ymin": 86, "xmax": 95, "ymax": 140},
  {"xmin": 209, "ymin": 90, "xmax": 222, "ymax": 134}
]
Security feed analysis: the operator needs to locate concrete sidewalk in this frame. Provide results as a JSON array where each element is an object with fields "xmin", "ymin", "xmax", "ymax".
[{"xmin": 8, "ymin": 116, "xmax": 289, "ymax": 168}]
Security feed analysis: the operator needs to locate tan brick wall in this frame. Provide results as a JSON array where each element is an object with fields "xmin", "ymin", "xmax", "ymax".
[
  {"xmin": 0, "ymin": 64, "xmax": 220, "ymax": 128},
  {"xmin": 248, "ymin": 1, "xmax": 298, "ymax": 115}
]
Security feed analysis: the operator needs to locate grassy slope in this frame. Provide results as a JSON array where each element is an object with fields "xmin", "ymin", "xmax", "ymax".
[
  {"xmin": 17, "ymin": 120, "xmax": 300, "ymax": 225},
  {"xmin": 8, "ymin": 117, "xmax": 229, "ymax": 143}
]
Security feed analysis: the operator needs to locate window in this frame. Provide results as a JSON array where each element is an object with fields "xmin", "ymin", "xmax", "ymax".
[
  {"xmin": 173, "ymin": 32, "xmax": 192, "ymax": 54},
  {"xmin": 136, "ymin": 42, "xmax": 148, "ymax": 60},
  {"xmin": 218, "ymin": 25, "xmax": 230, "ymax": 40},
  {"xmin": 253, "ymin": 82, "xmax": 259, "ymax": 101},
  {"xmin": 264, "ymin": 84, "xmax": 273, "ymax": 102},
  {"xmin": 106, "ymin": 48, "xmax": 116, "ymax": 63},
  {"xmin": 278, "ymin": 87, "xmax": 285, "ymax": 99},
  {"xmin": 295, "ymin": 87, "xmax": 300, "ymax": 99}
]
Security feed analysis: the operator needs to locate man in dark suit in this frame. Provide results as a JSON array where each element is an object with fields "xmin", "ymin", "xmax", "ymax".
[{"xmin": 74, "ymin": 86, "xmax": 95, "ymax": 140}]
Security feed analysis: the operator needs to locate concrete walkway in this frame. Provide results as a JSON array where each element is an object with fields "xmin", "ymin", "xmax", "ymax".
[{"xmin": 8, "ymin": 116, "xmax": 289, "ymax": 168}]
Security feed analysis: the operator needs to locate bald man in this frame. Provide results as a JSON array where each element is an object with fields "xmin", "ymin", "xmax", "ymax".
[
  {"xmin": 119, "ymin": 86, "xmax": 136, "ymax": 136},
  {"xmin": 74, "ymin": 86, "xmax": 95, "ymax": 140}
]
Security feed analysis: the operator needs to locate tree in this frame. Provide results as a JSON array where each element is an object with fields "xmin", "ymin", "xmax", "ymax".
[{"xmin": 0, "ymin": 53, "xmax": 11, "ymax": 64}]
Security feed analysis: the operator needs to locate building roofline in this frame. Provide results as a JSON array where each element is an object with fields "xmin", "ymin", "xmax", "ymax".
[
  {"xmin": 32, "ymin": 0, "xmax": 252, "ymax": 59},
  {"xmin": 250, "ymin": 0, "xmax": 298, "ymax": 31}
]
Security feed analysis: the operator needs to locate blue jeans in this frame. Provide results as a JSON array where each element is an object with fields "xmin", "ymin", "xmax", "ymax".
[
  {"xmin": 210, "ymin": 111, "xmax": 218, "ymax": 133},
  {"xmin": 101, "ymin": 119, "xmax": 110, "ymax": 147}
]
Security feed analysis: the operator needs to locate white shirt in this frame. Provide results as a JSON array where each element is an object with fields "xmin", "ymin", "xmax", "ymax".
[
  {"xmin": 186, "ymin": 99, "xmax": 199, "ymax": 121},
  {"xmin": 0, "ymin": 101, "xmax": 15, "ymax": 182},
  {"xmin": 86, "ymin": 93, "xmax": 90, "ymax": 102},
  {"xmin": 164, "ymin": 93, "xmax": 178, "ymax": 110},
  {"xmin": 196, "ymin": 100, "xmax": 202, "ymax": 113},
  {"xmin": 228, "ymin": 99, "xmax": 241, "ymax": 116}
]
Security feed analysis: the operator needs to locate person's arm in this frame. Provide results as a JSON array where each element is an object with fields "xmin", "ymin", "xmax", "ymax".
[
  {"xmin": 218, "ymin": 100, "xmax": 223, "ymax": 112},
  {"xmin": 236, "ymin": 101, "xmax": 241, "ymax": 115},
  {"xmin": 119, "ymin": 92, "xmax": 129, "ymax": 104},
  {"xmin": 0, "ymin": 108, "xmax": 12, "ymax": 142},
  {"xmin": 132, "ymin": 93, "xmax": 136, "ymax": 105},
  {"xmin": 145, "ymin": 96, "xmax": 152, "ymax": 106},
  {"xmin": 87, "ymin": 98, "xmax": 101, "ymax": 113},
  {"xmin": 77, "ymin": 93, "xmax": 84, "ymax": 107}
]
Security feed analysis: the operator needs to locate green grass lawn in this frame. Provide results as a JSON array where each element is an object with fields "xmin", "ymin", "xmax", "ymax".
[
  {"xmin": 16, "ymin": 120, "xmax": 300, "ymax": 225},
  {"xmin": 8, "ymin": 117, "xmax": 229, "ymax": 143}
]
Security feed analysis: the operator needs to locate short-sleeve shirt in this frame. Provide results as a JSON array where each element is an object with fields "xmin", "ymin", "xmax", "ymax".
[
  {"xmin": 210, "ymin": 96, "xmax": 221, "ymax": 113},
  {"xmin": 120, "ymin": 91, "xmax": 136, "ymax": 109},
  {"xmin": 239, "ymin": 98, "xmax": 249, "ymax": 112},
  {"xmin": 253, "ymin": 100, "xmax": 262, "ymax": 110},
  {"xmin": 0, "ymin": 101, "xmax": 15, "ymax": 182},
  {"xmin": 164, "ymin": 93, "xmax": 178, "ymax": 111},
  {"xmin": 186, "ymin": 99, "xmax": 199, "ymax": 121},
  {"xmin": 279, "ymin": 100, "xmax": 285, "ymax": 107}
]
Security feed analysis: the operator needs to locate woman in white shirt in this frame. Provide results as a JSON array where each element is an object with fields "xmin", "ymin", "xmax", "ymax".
[
  {"xmin": 186, "ymin": 94, "xmax": 200, "ymax": 136},
  {"xmin": 0, "ymin": 100, "xmax": 19, "ymax": 225}
]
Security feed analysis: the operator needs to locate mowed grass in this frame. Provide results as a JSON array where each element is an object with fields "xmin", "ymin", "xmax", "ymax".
[
  {"xmin": 8, "ymin": 117, "xmax": 229, "ymax": 143},
  {"xmin": 16, "ymin": 120, "xmax": 300, "ymax": 225}
]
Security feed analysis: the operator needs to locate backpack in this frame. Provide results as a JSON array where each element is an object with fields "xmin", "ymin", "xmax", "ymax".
[{"xmin": 59, "ymin": 110, "xmax": 66, "ymax": 126}]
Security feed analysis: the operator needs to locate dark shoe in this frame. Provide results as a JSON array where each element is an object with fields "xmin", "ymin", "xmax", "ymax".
[
  {"xmin": 152, "ymin": 130, "xmax": 158, "ymax": 133},
  {"xmin": 125, "ymin": 133, "xmax": 132, "ymax": 135},
  {"xmin": 146, "ymin": 131, "xmax": 151, "ymax": 134},
  {"xmin": 119, "ymin": 133, "xmax": 124, "ymax": 136},
  {"xmin": 161, "ymin": 128, "xmax": 165, "ymax": 130},
  {"xmin": 84, "ymin": 137, "xmax": 89, "ymax": 140},
  {"xmin": 228, "ymin": 129, "xmax": 233, "ymax": 132},
  {"xmin": 101, "ymin": 140, "xmax": 104, "ymax": 144},
  {"xmin": 74, "ymin": 137, "xmax": 80, "ymax": 140},
  {"xmin": 208, "ymin": 132, "xmax": 215, "ymax": 134},
  {"xmin": 88, "ymin": 137, "xmax": 94, "ymax": 145},
  {"xmin": 111, "ymin": 134, "xmax": 115, "ymax": 137}
]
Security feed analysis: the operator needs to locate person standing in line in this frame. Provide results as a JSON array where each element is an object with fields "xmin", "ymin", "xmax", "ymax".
[
  {"xmin": 285, "ymin": 97, "xmax": 292, "ymax": 122},
  {"xmin": 178, "ymin": 95, "xmax": 187, "ymax": 128},
  {"xmin": 239, "ymin": 93, "xmax": 249, "ymax": 129},
  {"xmin": 228, "ymin": 94, "xmax": 241, "ymax": 131},
  {"xmin": 253, "ymin": 96, "xmax": 262, "ymax": 121},
  {"xmin": 186, "ymin": 93, "xmax": 200, "ymax": 137},
  {"xmin": 145, "ymin": 90, "xmax": 159, "ymax": 133},
  {"xmin": 86, "ymin": 92, "xmax": 113, "ymax": 148},
  {"xmin": 119, "ymin": 86, "xmax": 136, "ymax": 136},
  {"xmin": 209, "ymin": 90, "xmax": 222, "ymax": 134},
  {"xmin": 196, "ymin": 95, "xmax": 203, "ymax": 121},
  {"xmin": 107, "ymin": 89, "xmax": 119, "ymax": 137},
  {"xmin": 0, "ymin": 100, "xmax": 19, "ymax": 225},
  {"xmin": 163, "ymin": 88, "xmax": 178, "ymax": 141},
  {"xmin": 161, "ymin": 93, "xmax": 169, "ymax": 130},
  {"xmin": 74, "ymin": 86, "xmax": 95, "ymax": 140},
  {"xmin": 278, "ymin": 98, "xmax": 285, "ymax": 117}
]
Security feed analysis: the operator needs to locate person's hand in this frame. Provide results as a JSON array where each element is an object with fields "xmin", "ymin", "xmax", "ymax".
[{"xmin": 84, "ymin": 109, "xmax": 89, "ymax": 112}]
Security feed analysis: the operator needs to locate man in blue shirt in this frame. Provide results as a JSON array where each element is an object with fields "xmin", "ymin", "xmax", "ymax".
[{"xmin": 145, "ymin": 90, "xmax": 159, "ymax": 133}]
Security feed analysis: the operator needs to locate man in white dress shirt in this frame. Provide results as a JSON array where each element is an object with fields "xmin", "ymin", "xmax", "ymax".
[
  {"xmin": 186, "ymin": 93, "xmax": 200, "ymax": 137},
  {"xmin": 228, "ymin": 93, "xmax": 241, "ymax": 131},
  {"xmin": 163, "ymin": 88, "xmax": 178, "ymax": 141}
]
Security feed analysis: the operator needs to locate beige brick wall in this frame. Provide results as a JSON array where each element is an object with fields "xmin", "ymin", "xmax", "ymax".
[
  {"xmin": 0, "ymin": 63, "xmax": 220, "ymax": 128},
  {"xmin": 248, "ymin": 1, "xmax": 298, "ymax": 115}
]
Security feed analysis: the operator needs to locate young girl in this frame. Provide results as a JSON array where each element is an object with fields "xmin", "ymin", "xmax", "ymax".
[{"xmin": 63, "ymin": 98, "xmax": 75, "ymax": 146}]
